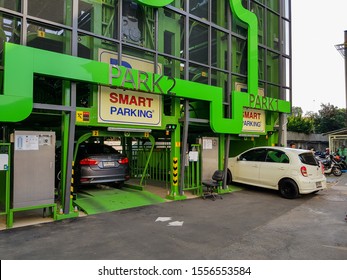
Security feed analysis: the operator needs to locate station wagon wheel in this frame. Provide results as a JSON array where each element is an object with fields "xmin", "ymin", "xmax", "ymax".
[{"xmin": 279, "ymin": 179, "xmax": 299, "ymax": 199}]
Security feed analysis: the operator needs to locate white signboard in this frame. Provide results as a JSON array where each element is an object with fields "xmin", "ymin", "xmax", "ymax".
[
  {"xmin": 0, "ymin": 154, "xmax": 8, "ymax": 170},
  {"xmin": 98, "ymin": 88, "xmax": 161, "ymax": 126},
  {"xmin": 242, "ymin": 108, "xmax": 266, "ymax": 133},
  {"xmin": 15, "ymin": 135, "xmax": 39, "ymax": 151},
  {"xmin": 235, "ymin": 82, "xmax": 266, "ymax": 133},
  {"xmin": 98, "ymin": 49, "xmax": 162, "ymax": 126}
]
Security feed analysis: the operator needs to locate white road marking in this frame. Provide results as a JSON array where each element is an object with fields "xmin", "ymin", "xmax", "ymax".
[
  {"xmin": 155, "ymin": 217, "xmax": 172, "ymax": 222},
  {"xmin": 322, "ymin": 245, "xmax": 347, "ymax": 251},
  {"xmin": 167, "ymin": 221, "xmax": 184, "ymax": 226}
]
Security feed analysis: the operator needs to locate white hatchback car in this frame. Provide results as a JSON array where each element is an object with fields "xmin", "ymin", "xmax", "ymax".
[{"xmin": 227, "ymin": 146, "xmax": 326, "ymax": 199}]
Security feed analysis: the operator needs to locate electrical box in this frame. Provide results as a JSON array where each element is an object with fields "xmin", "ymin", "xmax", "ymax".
[
  {"xmin": 0, "ymin": 154, "xmax": 8, "ymax": 170},
  {"xmin": 197, "ymin": 137, "xmax": 219, "ymax": 181},
  {"xmin": 12, "ymin": 131, "xmax": 55, "ymax": 208}
]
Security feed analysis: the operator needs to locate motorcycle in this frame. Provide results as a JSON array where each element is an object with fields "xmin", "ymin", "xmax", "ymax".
[
  {"xmin": 331, "ymin": 154, "xmax": 347, "ymax": 170},
  {"xmin": 317, "ymin": 155, "xmax": 342, "ymax": 176}
]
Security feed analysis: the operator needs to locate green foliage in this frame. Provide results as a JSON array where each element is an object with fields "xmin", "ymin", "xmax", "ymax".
[
  {"xmin": 287, "ymin": 114, "xmax": 314, "ymax": 134},
  {"xmin": 288, "ymin": 104, "xmax": 347, "ymax": 134},
  {"xmin": 313, "ymin": 103, "xmax": 346, "ymax": 133}
]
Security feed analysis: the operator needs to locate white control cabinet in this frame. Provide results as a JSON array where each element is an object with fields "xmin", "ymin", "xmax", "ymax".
[
  {"xmin": 12, "ymin": 131, "xmax": 55, "ymax": 208},
  {"xmin": 198, "ymin": 137, "xmax": 219, "ymax": 181}
]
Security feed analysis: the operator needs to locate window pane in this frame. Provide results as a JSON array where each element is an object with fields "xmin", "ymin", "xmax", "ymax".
[
  {"xmin": 266, "ymin": 51, "xmax": 279, "ymax": 85},
  {"xmin": 265, "ymin": 0, "xmax": 279, "ymax": 13},
  {"xmin": 266, "ymin": 84, "xmax": 280, "ymax": 100},
  {"xmin": 232, "ymin": 36, "xmax": 247, "ymax": 75},
  {"xmin": 122, "ymin": 45, "xmax": 155, "ymax": 73},
  {"xmin": 240, "ymin": 149, "xmax": 267, "ymax": 162},
  {"xmin": 158, "ymin": 55, "xmax": 184, "ymax": 79},
  {"xmin": 189, "ymin": 20, "xmax": 208, "ymax": 64},
  {"xmin": 77, "ymin": 82, "xmax": 94, "ymax": 108},
  {"xmin": 283, "ymin": 0, "xmax": 290, "ymax": 19},
  {"xmin": 78, "ymin": 0, "xmax": 119, "ymax": 40},
  {"xmin": 0, "ymin": 13, "xmax": 21, "ymax": 53},
  {"xmin": 28, "ymin": 0, "xmax": 72, "ymax": 26},
  {"xmin": 189, "ymin": 63, "xmax": 208, "ymax": 84},
  {"xmin": 251, "ymin": 2, "xmax": 265, "ymax": 45},
  {"xmin": 266, "ymin": 150, "xmax": 289, "ymax": 163},
  {"xmin": 33, "ymin": 76, "xmax": 63, "ymax": 105},
  {"xmin": 211, "ymin": 69, "xmax": 228, "ymax": 89},
  {"xmin": 258, "ymin": 47, "xmax": 265, "ymax": 81},
  {"xmin": 158, "ymin": 55, "xmax": 184, "ymax": 116},
  {"xmin": 211, "ymin": 28, "xmax": 228, "ymax": 70},
  {"xmin": 283, "ymin": 57, "xmax": 290, "ymax": 88},
  {"xmin": 122, "ymin": 0, "xmax": 147, "ymax": 46},
  {"xmin": 78, "ymin": 34, "xmax": 118, "ymax": 60},
  {"xmin": 212, "ymin": 0, "xmax": 228, "ymax": 29},
  {"xmin": 158, "ymin": 9, "xmax": 185, "ymax": 58},
  {"xmin": 169, "ymin": 0, "xmax": 185, "ymax": 10},
  {"xmin": 267, "ymin": 10, "xmax": 279, "ymax": 50},
  {"xmin": 1, "ymin": 0, "xmax": 21, "ymax": 12},
  {"xmin": 283, "ymin": 20, "xmax": 290, "ymax": 55},
  {"xmin": 189, "ymin": 0, "xmax": 208, "ymax": 19},
  {"xmin": 27, "ymin": 22, "xmax": 71, "ymax": 54}
]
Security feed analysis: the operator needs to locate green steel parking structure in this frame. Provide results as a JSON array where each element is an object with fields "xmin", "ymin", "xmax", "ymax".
[{"xmin": 0, "ymin": 0, "xmax": 292, "ymax": 227}]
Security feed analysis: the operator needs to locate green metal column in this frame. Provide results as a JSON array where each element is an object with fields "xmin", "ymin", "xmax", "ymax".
[
  {"xmin": 166, "ymin": 97, "xmax": 184, "ymax": 200},
  {"xmin": 0, "ymin": 143, "xmax": 10, "ymax": 226}
]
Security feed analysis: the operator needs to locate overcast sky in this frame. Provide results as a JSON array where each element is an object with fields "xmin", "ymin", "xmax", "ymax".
[{"xmin": 291, "ymin": 0, "xmax": 347, "ymax": 114}]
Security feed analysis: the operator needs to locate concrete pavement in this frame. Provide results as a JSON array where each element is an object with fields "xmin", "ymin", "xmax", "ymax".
[{"xmin": 0, "ymin": 174, "xmax": 346, "ymax": 260}]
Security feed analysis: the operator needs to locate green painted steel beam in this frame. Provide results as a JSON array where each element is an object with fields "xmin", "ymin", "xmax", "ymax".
[
  {"xmin": 230, "ymin": 0, "xmax": 258, "ymax": 95},
  {"xmin": 1, "ymin": 42, "xmax": 290, "ymax": 132}
]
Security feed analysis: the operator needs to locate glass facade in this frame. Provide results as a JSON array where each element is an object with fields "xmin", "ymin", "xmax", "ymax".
[
  {"xmin": 0, "ymin": 0, "xmax": 293, "ymax": 214},
  {"xmin": 0, "ymin": 0, "xmax": 291, "ymax": 121}
]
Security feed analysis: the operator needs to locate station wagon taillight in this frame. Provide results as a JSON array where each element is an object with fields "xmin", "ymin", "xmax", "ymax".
[
  {"xmin": 80, "ymin": 158, "xmax": 99, "ymax": 165},
  {"xmin": 300, "ymin": 166, "xmax": 308, "ymax": 177},
  {"xmin": 118, "ymin": 157, "xmax": 129, "ymax": 164}
]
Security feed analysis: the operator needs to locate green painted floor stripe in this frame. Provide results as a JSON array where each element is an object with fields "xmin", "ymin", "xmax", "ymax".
[
  {"xmin": 228, "ymin": 184, "xmax": 244, "ymax": 192},
  {"xmin": 74, "ymin": 187, "xmax": 166, "ymax": 215}
]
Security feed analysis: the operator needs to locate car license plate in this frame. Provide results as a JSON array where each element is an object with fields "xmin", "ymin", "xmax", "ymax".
[{"xmin": 103, "ymin": 161, "xmax": 115, "ymax": 168}]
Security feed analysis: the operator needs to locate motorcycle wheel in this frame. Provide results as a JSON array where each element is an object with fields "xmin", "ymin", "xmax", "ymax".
[{"xmin": 332, "ymin": 167, "xmax": 342, "ymax": 176}]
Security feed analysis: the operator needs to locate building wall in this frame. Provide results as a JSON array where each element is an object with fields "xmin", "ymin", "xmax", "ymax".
[
  {"xmin": 0, "ymin": 0, "xmax": 291, "ymax": 135},
  {"xmin": 0, "ymin": 0, "xmax": 292, "ymax": 204},
  {"xmin": 287, "ymin": 131, "xmax": 329, "ymax": 151}
]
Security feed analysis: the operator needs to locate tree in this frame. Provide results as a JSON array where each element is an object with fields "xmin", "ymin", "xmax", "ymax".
[
  {"xmin": 287, "ymin": 114, "xmax": 314, "ymax": 134},
  {"xmin": 291, "ymin": 106, "xmax": 303, "ymax": 117},
  {"xmin": 287, "ymin": 106, "xmax": 314, "ymax": 134},
  {"xmin": 313, "ymin": 103, "xmax": 346, "ymax": 133}
]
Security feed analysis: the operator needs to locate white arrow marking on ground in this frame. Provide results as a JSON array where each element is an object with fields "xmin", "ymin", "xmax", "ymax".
[
  {"xmin": 155, "ymin": 217, "xmax": 172, "ymax": 222},
  {"xmin": 167, "ymin": 221, "xmax": 184, "ymax": 226}
]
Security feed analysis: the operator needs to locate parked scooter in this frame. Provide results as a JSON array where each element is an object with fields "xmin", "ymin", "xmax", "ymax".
[
  {"xmin": 317, "ymin": 155, "xmax": 342, "ymax": 176},
  {"xmin": 331, "ymin": 154, "xmax": 347, "ymax": 170}
]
